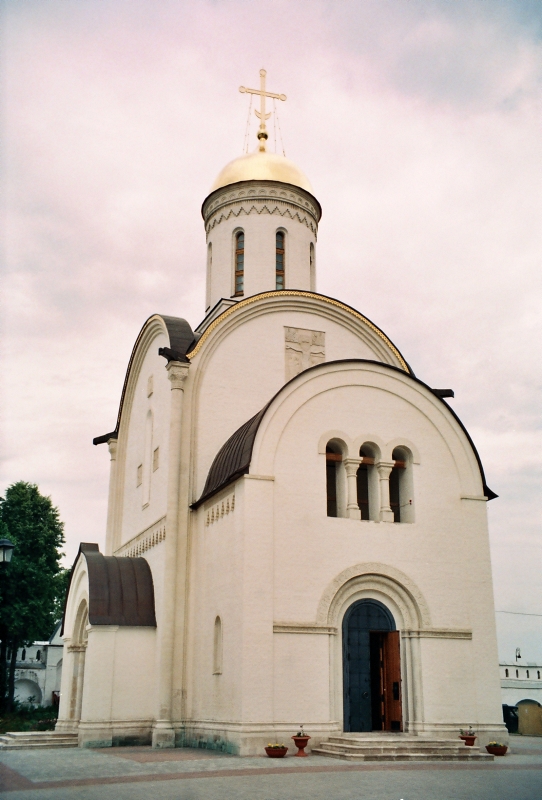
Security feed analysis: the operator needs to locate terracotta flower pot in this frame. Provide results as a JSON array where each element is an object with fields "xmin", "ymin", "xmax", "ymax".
[
  {"xmin": 291, "ymin": 735, "xmax": 311, "ymax": 757},
  {"xmin": 265, "ymin": 746, "xmax": 288, "ymax": 758},
  {"xmin": 459, "ymin": 735, "xmax": 476, "ymax": 747},
  {"xmin": 485, "ymin": 744, "xmax": 508, "ymax": 756}
]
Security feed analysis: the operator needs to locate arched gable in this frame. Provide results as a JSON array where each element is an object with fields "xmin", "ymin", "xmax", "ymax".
[
  {"xmin": 252, "ymin": 360, "xmax": 494, "ymax": 499},
  {"xmin": 186, "ymin": 291, "xmax": 411, "ymax": 373},
  {"xmin": 93, "ymin": 314, "xmax": 195, "ymax": 446},
  {"xmin": 194, "ymin": 359, "xmax": 496, "ymax": 507}
]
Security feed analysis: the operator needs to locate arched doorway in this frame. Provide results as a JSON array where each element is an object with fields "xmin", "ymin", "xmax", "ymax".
[{"xmin": 342, "ymin": 599, "xmax": 402, "ymax": 732}]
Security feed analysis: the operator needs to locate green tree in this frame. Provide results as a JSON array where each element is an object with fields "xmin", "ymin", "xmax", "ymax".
[{"xmin": 0, "ymin": 482, "xmax": 66, "ymax": 711}]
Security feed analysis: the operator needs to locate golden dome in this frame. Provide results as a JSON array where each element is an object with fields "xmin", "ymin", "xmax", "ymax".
[{"xmin": 210, "ymin": 149, "xmax": 313, "ymax": 194}]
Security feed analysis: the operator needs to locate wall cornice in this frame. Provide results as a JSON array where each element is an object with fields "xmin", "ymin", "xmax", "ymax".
[{"xmin": 202, "ymin": 179, "xmax": 321, "ymax": 225}]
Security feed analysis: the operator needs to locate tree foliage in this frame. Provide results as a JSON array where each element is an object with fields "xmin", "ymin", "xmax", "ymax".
[{"xmin": 0, "ymin": 482, "xmax": 67, "ymax": 709}]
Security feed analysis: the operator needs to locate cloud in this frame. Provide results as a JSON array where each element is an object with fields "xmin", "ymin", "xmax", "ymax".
[{"xmin": 2, "ymin": 1, "xmax": 541, "ymax": 643}]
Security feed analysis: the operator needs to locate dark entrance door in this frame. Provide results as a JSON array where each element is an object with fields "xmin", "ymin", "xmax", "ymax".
[{"xmin": 343, "ymin": 600, "xmax": 403, "ymax": 732}]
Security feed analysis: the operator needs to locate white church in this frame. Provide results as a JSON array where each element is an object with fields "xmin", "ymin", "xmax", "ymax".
[{"xmin": 58, "ymin": 71, "xmax": 507, "ymax": 756}]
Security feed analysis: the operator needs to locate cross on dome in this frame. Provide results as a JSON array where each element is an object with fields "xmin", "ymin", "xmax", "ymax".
[{"xmin": 239, "ymin": 69, "xmax": 286, "ymax": 151}]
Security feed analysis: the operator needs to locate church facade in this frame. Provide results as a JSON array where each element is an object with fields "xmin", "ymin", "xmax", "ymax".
[{"xmin": 58, "ymin": 77, "xmax": 506, "ymax": 753}]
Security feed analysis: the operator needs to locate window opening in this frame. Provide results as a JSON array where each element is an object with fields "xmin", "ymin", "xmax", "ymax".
[
  {"xmin": 389, "ymin": 447, "xmax": 414, "ymax": 523},
  {"xmin": 505, "ymin": 669, "xmax": 509, "ymax": 677},
  {"xmin": 357, "ymin": 447, "xmax": 376, "ymax": 521},
  {"xmin": 516, "ymin": 669, "xmax": 519, "ymax": 678},
  {"xmin": 142, "ymin": 410, "xmax": 153, "ymax": 507},
  {"xmin": 326, "ymin": 446, "xmax": 340, "ymax": 517},
  {"xmin": 234, "ymin": 232, "xmax": 244, "ymax": 296},
  {"xmin": 538, "ymin": 671, "xmax": 540, "ymax": 679},
  {"xmin": 309, "ymin": 242, "xmax": 315, "ymax": 291},
  {"xmin": 206, "ymin": 243, "xmax": 212, "ymax": 310},
  {"xmin": 213, "ymin": 616, "xmax": 223, "ymax": 674},
  {"xmin": 526, "ymin": 670, "xmax": 530, "ymax": 678},
  {"xmin": 36, "ymin": 650, "xmax": 41, "ymax": 661},
  {"xmin": 276, "ymin": 231, "xmax": 285, "ymax": 289}
]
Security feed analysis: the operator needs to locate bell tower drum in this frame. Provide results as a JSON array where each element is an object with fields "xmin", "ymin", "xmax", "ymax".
[{"xmin": 201, "ymin": 70, "xmax": 321, "ymax": 312}]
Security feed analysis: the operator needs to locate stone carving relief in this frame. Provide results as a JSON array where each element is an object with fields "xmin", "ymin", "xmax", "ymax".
[{"xmin": 285, "ymin": 327, "xmax": 325, "ymax": 381}]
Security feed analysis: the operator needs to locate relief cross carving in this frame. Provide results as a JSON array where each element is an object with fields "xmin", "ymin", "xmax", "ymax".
[{"xmin": 285, "ymin": 327, "xmax": 325, "ymax": 381}]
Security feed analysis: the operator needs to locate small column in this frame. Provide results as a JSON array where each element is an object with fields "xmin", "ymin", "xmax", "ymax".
[
  {"xmin": 377, "ymin": 460, "xmax": 395, "ymax": 522},
  {"xmin": 104, "ymin": 438, "xmax": 118, "ymax": 555},
  {"xmin": 344, "ymin": 458, "xmax": 362, "ymax": 520},
  {"xmin": 152, "ymin": 360, "xmax": 189, "ymax": 749}
]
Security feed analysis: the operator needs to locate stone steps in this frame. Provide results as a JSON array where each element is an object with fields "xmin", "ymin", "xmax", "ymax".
[
  {"xmin": 312, "ymin": 735, "xmax": 493, "ymax": 762},
  {"xmin": 0, "ymin": 731, "xmax": 78, "ymax": 750}
]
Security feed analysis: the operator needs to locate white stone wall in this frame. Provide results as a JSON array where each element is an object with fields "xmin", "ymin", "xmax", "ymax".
[
  {"xmin": 118, "ymin": 329, "xmax": 171, "ymax": 550},
  {"xmin": 185, "ymin": 359, "xmax": 505, "ymax": 752},
  {"xmin": 501, "ymin": 663, "xmax": 542, "ymax": 706},
  {"xmin": 189, "ymin": 296, "xmax": 408, "ymax": 504}
]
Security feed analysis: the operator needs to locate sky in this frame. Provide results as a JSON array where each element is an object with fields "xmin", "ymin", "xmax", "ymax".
[{"xmin": 2, "ymin": 0, "xmax": 541, "ymax": 660}]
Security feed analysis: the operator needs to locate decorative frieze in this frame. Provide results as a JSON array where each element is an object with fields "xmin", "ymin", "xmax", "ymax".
[
  {"xmin": 205, "ymin": 203, "xmax": 318, "ymax": 235},
  {"xmin": 206, "ymin": 492, "xmax": 235, "ymax": 527},
  {"xmin": 115, "ymin": 516, "xmax": 166, "ymax": 557}
]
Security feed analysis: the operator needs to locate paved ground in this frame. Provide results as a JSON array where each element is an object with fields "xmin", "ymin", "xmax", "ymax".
[{"xmin": 0, "ymin": 734, "xmax": 541, "ymax": 800}]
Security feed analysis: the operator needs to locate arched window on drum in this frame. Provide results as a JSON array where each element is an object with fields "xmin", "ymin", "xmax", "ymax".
[
  {"xmin": 389, "ymin": 446, "xmax": 414, "ymax": 523},
  {"xmin": 234, "ymin": 231, "xmax": 244, "ymax": 296},
  {"xmin": 326, "ymin": 439, "xmax": 346, "ymax": 518},
  {"xmin": 276, "ymin": 231, "xmax": 285, "ymax": 290}
]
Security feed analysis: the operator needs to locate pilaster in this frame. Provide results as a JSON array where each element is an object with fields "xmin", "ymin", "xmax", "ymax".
[
  {"xmin": 152, "ymin": 360, "xmax": 189, "ymax": 748},
  {"xmin": 104, "ymin": 438, "xmax": 118, "ymax": 556}
]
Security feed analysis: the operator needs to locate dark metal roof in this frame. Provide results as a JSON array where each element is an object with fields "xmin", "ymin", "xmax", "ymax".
[
  {"xmin": 193, "ymin": 359, "xmax": 497, "ymax": 508},
  {"xmin": 61, "ymin": 543, "xmax": 156, "ymax": 634},
  {"xmin": 191, "ymin": 405, "xmax": 270, "ymax": 508},
  {"xmin": 93, "ymin": 314, "xmax": 195, "ymax": 445},
  {"xmin": 157, "ymin": 315, "xmax": 197, "ymax": 363}
]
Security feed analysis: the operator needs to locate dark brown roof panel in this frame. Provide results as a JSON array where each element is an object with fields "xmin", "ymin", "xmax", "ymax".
[
  {"xmin": 61, "ymin": 544, "xmax": 156, "ymax": 633},
  {"xmin": 191, "ymin": 405, "xmax": 270, "ymax": 508}
]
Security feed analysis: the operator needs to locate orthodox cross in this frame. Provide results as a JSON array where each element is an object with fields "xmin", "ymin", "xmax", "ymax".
[{"xmin": 239, "ymin": 69, "xmax": 286, "ymax": 150}]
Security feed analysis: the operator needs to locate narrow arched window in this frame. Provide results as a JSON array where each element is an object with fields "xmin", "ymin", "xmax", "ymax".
[
  {"xmin": 526, "ymin": 670, "xmax": 530, "ymax": 678},
  {"xmin": 505, "ymin": 669, "xmax": 509, "ymax": 677},
  {"xmin": 326, "ymin": 440, "xmax": 346, "ymax": 518},
  {"xmin": 538, "ymin": 671, "xmax": 540, "ymax": 679},
  {"xmin": 276, "ymin": 231, "xmax": 285, "ymax": 289},
  {"xmin": 516, "ymin": 669, "xmax": 519, "ymax": 678},
  {"xmin": 309, "ymin": 243, "xmax": 315, "ymax": 291},
  {"xmin": 36, "ymin": 650, "xmax": 41, "ymax": 662},
  {"xmin": 234, "ymin": 232, "xmax": 244, "ymax": 296},
  {"xmin": 213, "ymin": 616, "xmax": 223, "ymax": 675},
  {"xmin": 21, "ymin": 649, "xmax": 26, "ymax": 661},
  {"xmin": 389, "ymin": 447, "xmax": 414, "ymax": 523},
  {"xmin": 143, "ymin": 410, "xmax": 153, "ymax": 507},
  {"xmin": 357, "ymin": 445, "xmax": 378, "ymax": 521},
  {"xmin": 206, "ymin": 242, "xmax": 212, "ymax": 310}
]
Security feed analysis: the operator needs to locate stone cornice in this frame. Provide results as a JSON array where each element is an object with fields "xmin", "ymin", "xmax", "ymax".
[
  {"xmin": 273, "ymin": 623, "xmax": 337, "ymax": 635},
  {"xmin": 402, "ymin": 628, "xmax": 473, "ymax": 640}
]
